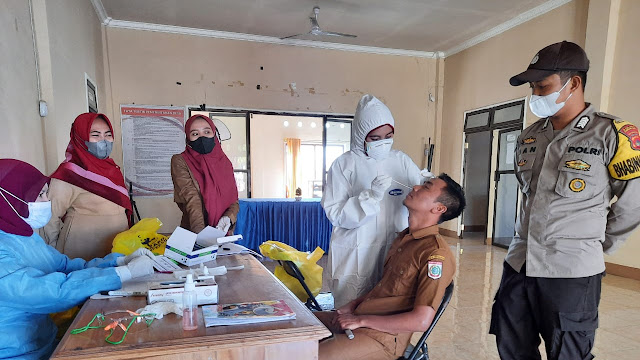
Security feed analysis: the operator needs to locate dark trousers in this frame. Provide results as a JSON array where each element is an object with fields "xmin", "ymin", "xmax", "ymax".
[{"xmin": 490, "ymin": 262, "xmax": 602, "ymax": 360}]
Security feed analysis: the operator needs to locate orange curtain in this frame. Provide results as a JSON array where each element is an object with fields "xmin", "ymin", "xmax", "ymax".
[{"xmin": 285, "ymin": 138, "xmax": 301, "ymax": 198}]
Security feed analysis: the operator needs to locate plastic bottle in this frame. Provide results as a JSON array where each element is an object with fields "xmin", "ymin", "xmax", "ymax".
[{"xmin": 182, "ymin": 274, "xmax": 198, "ymax": 330}]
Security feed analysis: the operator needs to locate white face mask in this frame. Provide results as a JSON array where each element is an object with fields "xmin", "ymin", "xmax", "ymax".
[
  {"xmin": 0, "ymin": 186, "xmax": 52, "ymax": 229},
  {"xmin": 529, "ymin": 79, "xmax": 573, "ymax": 118},
  {"xmin": 366, "ymin": 138, "xmax": 393, "ymax": 160}
]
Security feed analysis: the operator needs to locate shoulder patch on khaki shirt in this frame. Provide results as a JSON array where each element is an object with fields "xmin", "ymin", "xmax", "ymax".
[
  {"xmin": 608, "ymin": 120, "xmax": 640, "ymax": 180},
  {"xmin": 427, "ymin": 254, "xmax": 445, "ymax": 261}
]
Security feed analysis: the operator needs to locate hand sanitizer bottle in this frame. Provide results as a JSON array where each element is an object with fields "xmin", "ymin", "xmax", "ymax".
[{"xmin": 182, "ymin": 274, "xmax": 198, "ymax": 330}]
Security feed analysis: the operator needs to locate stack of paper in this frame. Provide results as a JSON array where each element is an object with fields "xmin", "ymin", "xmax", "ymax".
[{"xmin": 202, "ymin": 300, "xmax": 296, "ymax": 327}]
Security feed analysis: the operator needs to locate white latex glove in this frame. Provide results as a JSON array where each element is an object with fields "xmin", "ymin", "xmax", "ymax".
[
  {"xmin": 371, "ymin": 174, "xmax": 393, "ymax": 201},
  {"xmin": 421, "ymin": 169, "xmax": 435, "ymax": 179},
  {"xmin": 216, "ymin": 216, "xmax": 231, "ymax": 233},
  {"xmin": 115, "ymin": 256, "xmax": 154, "ymax": 282},
  {"xmin": 116, "ymin": 248, "xmax": 156, "ymax": 266},
  {"xmin": 136, "ymin": 302, "xmax": 183, "ymax": 319}
]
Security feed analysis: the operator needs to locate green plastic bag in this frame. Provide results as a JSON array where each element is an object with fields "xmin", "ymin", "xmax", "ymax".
[
  {"xmin": 259, "ymin": 241, "xmax": 324, "ymax": 302},
  {"xmin": 111, "ymin": 218, "xmax": 167, "ymax": 256}
]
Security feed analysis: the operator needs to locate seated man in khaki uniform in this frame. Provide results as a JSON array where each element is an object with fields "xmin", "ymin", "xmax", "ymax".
[{"xmin": 315, "ymin": 173, "xmax": 465, "ymax": 360}]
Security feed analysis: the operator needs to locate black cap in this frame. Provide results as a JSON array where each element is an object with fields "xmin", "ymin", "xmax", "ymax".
[{"xmin": 509, "ymin": 41, "xmax": 590, "ymax": 86}]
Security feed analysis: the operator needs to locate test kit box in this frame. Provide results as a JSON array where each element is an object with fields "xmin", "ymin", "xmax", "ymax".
[
  {"xmin": 164, "ymin": 226, "xmax": 242, "ymax": 266},
  {"xmin": 148, "ymin": 279, "xmax": 219, "ymax": 305}
]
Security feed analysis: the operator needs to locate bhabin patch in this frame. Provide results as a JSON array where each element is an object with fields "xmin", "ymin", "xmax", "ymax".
[
  {"xmin": 522, "ymin": 137, "xmax": 536, "ymax": 145},
  {"xmin": 565, "ymin": 159, "xmax": 591, "ymax": 171},
  {"xmin": 569, "ymin": 178, "xmax": 586, "ymax": 192},
  {"xmin": 608, "ymin": 121, "xmax": 640, "ymax": 180},
  {"xmin": 427, "ymin": 261, "xmax": 442, "ymax": 280}
]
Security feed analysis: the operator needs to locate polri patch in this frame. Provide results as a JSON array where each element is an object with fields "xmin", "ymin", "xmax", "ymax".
[
  {"xmin": 565, "ymin": 159, "xmax": 591, "ymax": 171},
  {"xmin": 620, "ymin": 124, "xmax": 640, "ymax": 151},
  {"xmin": 427, "ymin": 261, "xmax": 443, "ymax": 280},
  {"xmin": 569, "ymin": 178, "xmax": 586, "ymax": 192}
]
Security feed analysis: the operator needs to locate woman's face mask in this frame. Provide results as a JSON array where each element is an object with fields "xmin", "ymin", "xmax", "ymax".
[
  {"xmin": 366, "ymin": 138, "xmax": 393, "ymax": 160},
  {"xmin": 85, "ymin": 140, "xmax": 113, "ymax": 159},
  {"xmin": 189, "ymin": 136, "xmax": 216, "ymax": 154},
  {"xmin": 0, "ymin": 186, "xmax": 52, "ymax": 229}
]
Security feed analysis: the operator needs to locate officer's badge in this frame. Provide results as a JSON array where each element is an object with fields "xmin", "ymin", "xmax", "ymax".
[
  {"xmin": 620, "ymin": 124, "xmax": 640, "ymax": 151},
  {"xmin": 517, "ymin": 159, "xmax": 527, "ymax": 167},
  {"xmin": 565, "ymin": 159, "xmax": 591, "ymax": 171},
  {"xmin": 522, "ymin": 137, "xmax": 536, "ymax": 145},
  {"xmin": 427, "ymin": 261, "xmax": 442, "ymax": 280},
  {"xmin": 569, "ymin": 178, "xmax": 586, "ymax": 192},
  {"xmin": 575, "ymin": 116, "xmax": 590, "ymax": 130}
]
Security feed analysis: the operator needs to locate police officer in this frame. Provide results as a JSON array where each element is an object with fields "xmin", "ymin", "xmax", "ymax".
[{"xmin": 490, "ymin": 41, "xmax": 640, "ymax": 360}]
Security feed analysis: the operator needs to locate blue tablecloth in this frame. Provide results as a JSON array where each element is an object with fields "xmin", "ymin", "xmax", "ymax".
[{"xmin": 233, "ymin": 198, "xmax": 333, "ymax": 252}]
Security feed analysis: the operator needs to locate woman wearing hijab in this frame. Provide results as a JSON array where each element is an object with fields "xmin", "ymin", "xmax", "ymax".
[
  {"xmin": 0, "ymin": 159, "xmax": 154, "ymax": 360},
  {"xmin": 322, "ymin": 94, "xmax": 427, "ymax": 308},
  {"xmin": 171, "ymin": 115, "xmax": 239, "ymax": 234},
  {"xmin": 43, "ymin": 113, "xmax": 132, "ymax": 261}
]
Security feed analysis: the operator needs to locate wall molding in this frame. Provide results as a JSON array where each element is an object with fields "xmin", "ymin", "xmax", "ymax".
[
  {"xmin": 89, "ymin": 0, "xmax": 111, "ymax": 25},
  {"xmin": 443, "ymin": 0, "xmax": 573, "ymax": 57},
  {"xmin": 605, "ymin": 262, "xmax": 640, "ymax": 281}
]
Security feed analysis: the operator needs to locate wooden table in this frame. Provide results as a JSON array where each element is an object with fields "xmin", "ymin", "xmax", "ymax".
[{"xmin": 51, "ymin": 255, "xmax": 331, "ymax": 359}]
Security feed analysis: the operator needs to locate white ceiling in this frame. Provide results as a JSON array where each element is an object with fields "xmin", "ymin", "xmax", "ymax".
[{"xmin": 97, "ymin": 0, "xmax": 569, "ymax": 56}]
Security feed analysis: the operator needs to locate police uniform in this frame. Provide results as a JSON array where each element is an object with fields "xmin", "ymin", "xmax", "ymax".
[
  {"xmin": 317, "ymin": 225, "xmax": 455, "ymax": 360},
  {"xmin": 490, "ymin": 41, "xmax": 640, "ymax": 360}
]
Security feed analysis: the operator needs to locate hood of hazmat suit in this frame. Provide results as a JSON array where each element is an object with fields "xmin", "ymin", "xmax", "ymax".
[{"xmin": 321, "ymin": 95, "xmax": 424, "ymax": 308}]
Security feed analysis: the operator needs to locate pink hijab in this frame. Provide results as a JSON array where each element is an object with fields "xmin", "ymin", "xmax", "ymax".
[{"xmin": 181, "ymin": 115, "xmax": 238, "ymax": 226}]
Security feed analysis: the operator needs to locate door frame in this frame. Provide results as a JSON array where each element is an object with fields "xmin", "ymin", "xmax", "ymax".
[
  {"xmin": 458, "ymin": 97, "xmax": 528, "ymax": 239},
  {"xmin": 491, "ymin": 127, "xmax": 523, "ymax": 248}
]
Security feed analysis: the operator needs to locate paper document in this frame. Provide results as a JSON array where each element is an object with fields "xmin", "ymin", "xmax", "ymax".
[{"xmin": 153, "ymin": 255, "xmax": 183, "ymax": 272}]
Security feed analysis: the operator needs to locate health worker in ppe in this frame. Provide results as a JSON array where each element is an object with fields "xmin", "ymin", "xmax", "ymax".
[
  {"xmin": 0, "ymin": 159, "xmax": 154, "ymax": 360},
  {"xmin": 322, "ymin": 94, "xmax": 427, "ymax": 308}
]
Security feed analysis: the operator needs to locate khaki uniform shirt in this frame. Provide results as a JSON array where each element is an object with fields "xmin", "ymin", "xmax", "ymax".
[
  {"xmin": 506, "ymin": 104, "xmax": 640, "ymax": 278},
  {"xmin": 354, "ymin": 225, "xmax": 455, "ymax": 316}
]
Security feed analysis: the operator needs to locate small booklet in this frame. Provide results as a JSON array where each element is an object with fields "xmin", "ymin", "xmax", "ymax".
[{"xmin": 202, "ymin": 300, "xmax": 296, "ymax": 327}]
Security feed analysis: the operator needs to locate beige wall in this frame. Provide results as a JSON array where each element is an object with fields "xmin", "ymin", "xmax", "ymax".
[
  {"xmin": 439, "ymin": 0, "xmax": 589, "ymax": 232},
  {"xmin": 41, "ymin": 0, "xmax": 106, "ymax": 173},
  {"xmin": 0, "ymin": 0, "xmax": 46, "ymax": 171},
  {"xmin": 103, "ymin": 27, "xmax": 437, "ymax": 231},
  {"xmin": 602, "ymin": 0, "xmax": 640, "ymax": 269}
]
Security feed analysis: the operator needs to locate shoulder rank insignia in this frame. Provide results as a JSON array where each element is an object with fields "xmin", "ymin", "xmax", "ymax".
[
  {"xmin": 608, "ymin": 121, "xmax": 640, "ymax": 180},
  {"xmin": 565, "ymin": 159, "xmax": 591, "ymax": 171},
  {"xmin": 517, "ymin": 159, "xmax": 527, "ymax": 167},
  {"xmin": 427, "ymin": 254, "xmax": 445, "ymax": 261},
  {"xmin": 569, "ymin": 178, "xmax": 586, "ymax": 192},
  {"xmin": 575, "ymin": 116, "xmax": 590, "ymax": 130},
  {"xmin": 427, "ymin": 261, "xmax": 442, "ymax": 280},
  {"xmin": 522, "ymin": 137, "xmax": 536, "ymax": 145}
]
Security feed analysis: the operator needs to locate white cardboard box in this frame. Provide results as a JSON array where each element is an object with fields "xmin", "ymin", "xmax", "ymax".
[
  {"xmin": 147, "ymin": 279, "xmax": 219, "ymax": 305},
  {"xmin": 164, "ymin": 226, "xmax": 242, "ymax": 266}
]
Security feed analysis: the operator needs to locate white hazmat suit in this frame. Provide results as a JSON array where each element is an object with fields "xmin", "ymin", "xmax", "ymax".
[{"xmin": 322, "ymin": 95, "xmax": 424, "ymax": 308}]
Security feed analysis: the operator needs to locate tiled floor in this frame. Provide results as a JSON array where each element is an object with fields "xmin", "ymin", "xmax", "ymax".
[{"xmin": 261, "ymin": 233, "xmax": 640, "ymax": 359}]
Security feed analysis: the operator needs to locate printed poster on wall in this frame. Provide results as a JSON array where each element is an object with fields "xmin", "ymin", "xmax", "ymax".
[{"xmin": 121, "ymin": 105, "xmax": 186, "ymax": 197}]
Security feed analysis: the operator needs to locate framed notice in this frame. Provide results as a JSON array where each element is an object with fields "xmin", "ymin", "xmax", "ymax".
[
  {"xmin": 121, "ymin": 105, "xmax": 186, "ymax": 197},
  {"xmin": 85, "ymin": 73, "xmax": 98, "ymax": 113}
]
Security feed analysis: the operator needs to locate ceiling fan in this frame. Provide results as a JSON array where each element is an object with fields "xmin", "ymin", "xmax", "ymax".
[{"xmin": 281, "ymin": 6, "xmax": 357, "ymax": 40}]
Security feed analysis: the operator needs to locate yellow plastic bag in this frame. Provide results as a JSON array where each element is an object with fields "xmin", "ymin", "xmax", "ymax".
[
  {"xmin": 259, "ymin": 241, "xmax": 324, "ymax": 302},
  {"xmin": 112, "ymin": 218, "xmax": 167, "ymax": 256}
]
